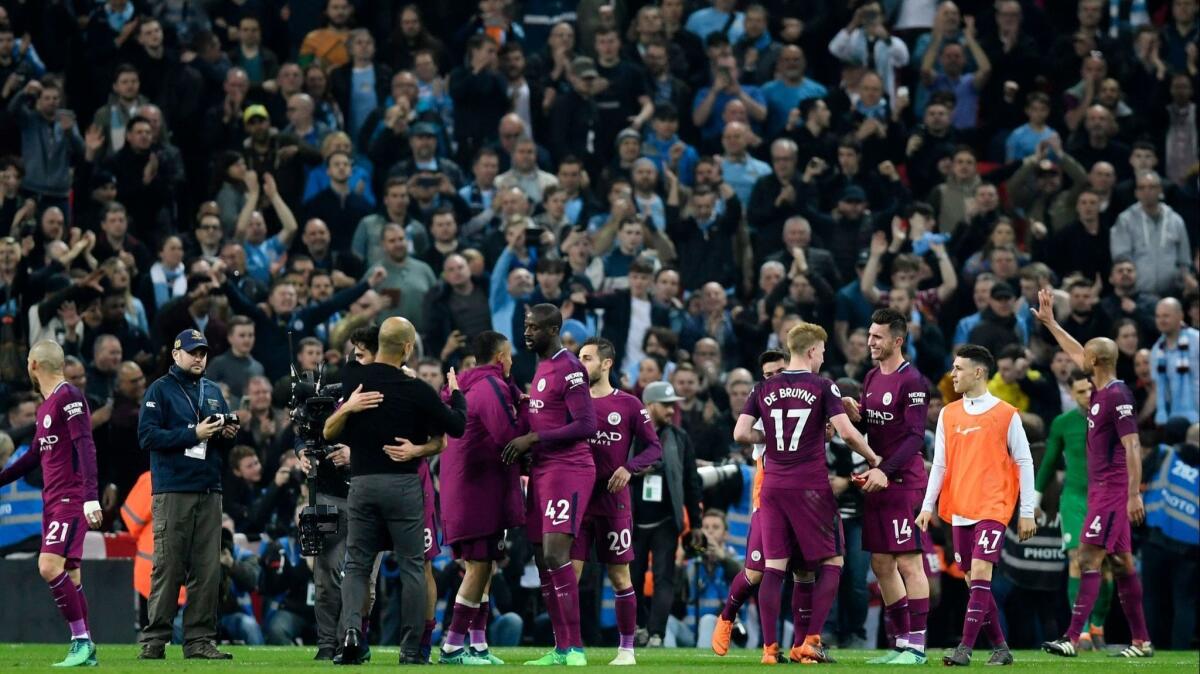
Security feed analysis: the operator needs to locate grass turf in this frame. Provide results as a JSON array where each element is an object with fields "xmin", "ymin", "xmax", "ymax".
[{"xmin": 0, "ymin": 644, "xmax": 1198, "ymax": 671}]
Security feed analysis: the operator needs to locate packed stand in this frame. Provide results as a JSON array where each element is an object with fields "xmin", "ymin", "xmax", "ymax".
[{"xmin": 0, "ymin": 0, "xmax": 1196, "ymax": 653}]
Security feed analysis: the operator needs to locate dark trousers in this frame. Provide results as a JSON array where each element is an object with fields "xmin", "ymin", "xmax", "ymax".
[
  {"xmin": 313, "ymin": 493, "xmax": 350, "ymax": 650},
  {"xmin": 1142, "ymin": 539, "xmax": 1199, "ymax": 649},
  {"xmin": 140, "ymin": 492, "xmax": 222, "ymax": 650},
  {"xmin": 338, "ymin": 473, "xmax": 424, "ymax": 656},
  {"xmin": 631, "ymin": 520, "xmax": 679, "ymax": 638}
]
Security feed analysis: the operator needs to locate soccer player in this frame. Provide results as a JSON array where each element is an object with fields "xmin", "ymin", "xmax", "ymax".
[
  {"xmin": 437, "ymin": 331, "xmax": 525, "ymax": 666},
  {"xmin": 711, "ymin": 349, "xmax": 787, "ymax": 656},
  {"xmin": 1033, "ymin": 289, "xmax": 1154, "ymax": 658},
  {"xmin": 850, "ymin": 309, "xmax": 933, "ymax": 665},
  {"xmin": 503, "ymin": 304, "xmax": 598, "ymax": 666},
  {"xmin": 573, "ymin": 337, "xmax": 664, "ymax": 665},
  {"xmin": 0, "ymin": 341, "xmax": 102, "ymax": 666},
  {"xmin": 916, "ymin": 344, "xmax": 1037, "ymax": 666},
  {"xmin": 734, "ymin": 322, "xmax": 887, "ymax": 664},
  {"xmin": 1036, "ymin": 371, "xmax": 1113, "ymax": 650}
]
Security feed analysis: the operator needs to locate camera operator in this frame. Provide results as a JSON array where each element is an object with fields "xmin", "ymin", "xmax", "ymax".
[
  {"xmin": 323, "ymin": 316, "xmax": 466, "ymax": 664},
  {"xmin": 630, "ymin": 381, "xmax": 705, "ymax": 647},
  {"xmin": 137, "ymin": 329, "xmax": 239, "ymax": 660}
]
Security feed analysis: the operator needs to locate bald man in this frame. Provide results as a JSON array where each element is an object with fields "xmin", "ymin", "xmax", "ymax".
[
  {"xmin": 0, "ymin": 340, "xmax": 101, "ymax": 666},
  {"xmin": 1150, "ymin": 298, "xmax": 1199, "ymax": 425},
  {"xmin": 1034, "ymin": 290, "xmax": 1154, "ymax": 658},
  {"xmin": 324, "ymin": 317, "xmax": 467, "ymax": 664}
]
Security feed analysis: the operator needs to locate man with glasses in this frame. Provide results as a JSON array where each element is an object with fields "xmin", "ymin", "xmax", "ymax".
[{"xmin": 136, "ymin": 329, "xmax": 239, "ymax": 660}]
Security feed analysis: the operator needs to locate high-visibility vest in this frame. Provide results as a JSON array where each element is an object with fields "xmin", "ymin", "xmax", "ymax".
[
  {"xmin": 120, "ymin": 472, "xmax": 186, "ymax": 603},
  {"xmin": 0, "ymin": 445, "xmax": 41, "ymax": 549},
  {"xmin": 938, "ymin": 399, "xmax": 1020, "ymax": 524},
  {"xmin": 1144, "ymin": 446, "xmax": 1200, "ymax": 547}
]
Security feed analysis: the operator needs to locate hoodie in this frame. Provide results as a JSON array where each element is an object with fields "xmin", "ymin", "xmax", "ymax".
[{"xmin": 438, "ymin": 363, "xmax": 528, "ymax": 544}]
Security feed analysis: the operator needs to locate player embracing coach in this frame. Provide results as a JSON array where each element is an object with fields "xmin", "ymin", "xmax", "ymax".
[
  {"xmin": 323, "ymin": 316, "xmax": 467, "ymax": 665},
  {"xmin": 137, "ymin": 329, "xmax": 239, "ymax": 661}
]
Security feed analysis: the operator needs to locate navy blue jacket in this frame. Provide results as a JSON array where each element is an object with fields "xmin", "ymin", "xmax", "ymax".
[{"xmin": 139, "ymin": 365, "xmax": 230, "ymax": 494}]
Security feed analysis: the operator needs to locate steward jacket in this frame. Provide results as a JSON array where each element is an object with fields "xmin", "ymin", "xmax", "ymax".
[{"xmin": 138, "ymin": 365, "xmax": 231, "ymax": 494}]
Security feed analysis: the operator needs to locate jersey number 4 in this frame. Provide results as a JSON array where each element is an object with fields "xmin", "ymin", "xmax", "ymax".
[{"xmin": 769, "ymin": 408, "xmax": 813, "ymax": 452}]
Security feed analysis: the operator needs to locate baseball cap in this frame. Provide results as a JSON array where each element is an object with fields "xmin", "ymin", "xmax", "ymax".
[
  {"xmin": 642, "ymin": 381, "xmax": 684, "ymax": 405},
  {"xmin": 990, "ymin": 282, "xmax": 1016, "ymax": 300},
  {"xmin": 839, "ymin": 185, "xmax": 867, "ymax": 203},
  {"xmin": 1036, "ymin": 159, "xmax": 1060, "ymax": 174},
  {"xmin": 571, "ymin": 56, "xmax": 599, "ymax": 79},
  {"xmin": 242, "ymin": 104, "xmax": 269, "ymax": 124},
  {"xmin": 616, "ymin": 127, "xmax": 641, "ymax": 146},
  {"xmin": 410, "ymin": 121, "xmax": 439, "ymax": 137},
  {"xmin": 174, "ymin": 329, "xmax": 210, "ymax": 353}
]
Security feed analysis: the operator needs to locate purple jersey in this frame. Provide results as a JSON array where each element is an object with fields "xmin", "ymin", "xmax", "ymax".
[
  {"xmin": 1085, "ymin": 380, "xmax": 1139, "ymax": 494},
  {"xmin": 742, "ymin": 370, "xmax": 845, "ymax": 490},
  {"xmin": 861, "ymin": 362, "xmax": 928, "ymax": 490},
  {"xmin": 527, "ymin": 349, "xmax": 596, "ymax": 470},
  {"xmin": 0, "ymin": 382, "xmax": 98, "ymax": 505},
  {"xmin": 587, "ymin": 390, "xmax": 663, "ymax": 516}
]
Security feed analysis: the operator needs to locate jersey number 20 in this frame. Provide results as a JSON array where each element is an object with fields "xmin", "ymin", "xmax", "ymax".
[{"xmin": 770, "ymin": 408, "xmax": 813, "ymax": 452}]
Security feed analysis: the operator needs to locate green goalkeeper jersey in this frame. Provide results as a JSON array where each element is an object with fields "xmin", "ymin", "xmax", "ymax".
[{"xmin": 1037, "ymin": 407, "xmax": 1089, "ymax": 503}]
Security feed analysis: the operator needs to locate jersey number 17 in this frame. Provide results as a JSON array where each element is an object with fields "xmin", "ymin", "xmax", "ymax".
[{"xmin": 769, "ymin": 409, "xmax": 813, "ymax": 452}]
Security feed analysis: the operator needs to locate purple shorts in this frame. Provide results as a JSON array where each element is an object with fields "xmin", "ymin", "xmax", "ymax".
[
  {"xmin": 862, "ymin": 489, "xmax": 925, "ymax": 554},
  {"xmin": 451, "ymin": 533, "xmax": 508, "ymax": 562},
  {"xmin": 758, "ymin": 486, "xmax": 843, "ymax": 563},
  {"xmin": 421, "ymin": 467, "xmax": 440, "ymax": 562},
  {"xmin": 921, "ymin": 531, "xmax": 940, "ymax": 577},
  {"xmin": 571, "ymin": 513, "xmax": 633, "ymax": 564},
  {"xmin": 745, "ymin": 510, "xmax": 766, "ymax": 572},
  {"xmin": 41, "ymin": 500, "xmax": 85, "ymax": 568},
  {"xmin": 1080, "ymin": 491, "xmax": 1131, "ymax": 554},
  {"xmin": 525, "ymin": 467, "xmax": 595, "ymax": 541},
  {"xmin": 951, "ymin": 520, "xmax": 1006, "ymax": 571}
]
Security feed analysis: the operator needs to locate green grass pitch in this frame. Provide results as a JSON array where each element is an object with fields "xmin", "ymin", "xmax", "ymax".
[{"xmin": 0, "ymin": 645, "xmax": 1197, "ymax": 671}]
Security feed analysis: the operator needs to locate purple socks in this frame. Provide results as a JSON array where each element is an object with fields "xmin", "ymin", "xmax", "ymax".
[
  {"xmin": 1116, "ymin": 572, "xmax": 1150, "ymax": 643},
  {"xmin": 758, "ymin": 568, "xmax": 786, "ymax": 646},
  {"xmin": 791, "ymin": 577, "xmax": 814, "ymax": 647},
  {"xmin": 720, "ymin": 570, "xmax": 755, "ymax": 621},
  {"xmin": 984, "ymin": 592, "xmax": 1006, "ymax": 647},
  {"xmin": 469, "ymin": 597, "xmax": 490, "ymax": 648},
  {"xmin": 443, "ymin": 597, "xmax": 478, "ymax": 651},
  {"xmin": 907, "ymin": 596, "xmax": 930, "ymax": 651},
  {"xmin": 539, "ymin": 570, "xmax": 565, "ymax": 650},
  {"xmin": 420, "ymin": 619, "xmax": 436, "ymax": 652},
  {"xmin": 548, "ymin": 563, "xmax": 582, "ymax": 649},
  {"xmin": 806, "ymin": 564, "xmax": 842, "ymax": 638},
  {"xmin": 885, "ymin": 597, "xmax": 911, "ymax": 648},
  {"xmin": 1067, "ymin": 569, "xmax": 1101, "ymax": 643},
  {"xmin": 48, "ymin": 572, "xmax": 88, "ymax": 640},
  {"xmin": 615, "ymin": 587, "xmax": 637, "ymax": 650},
  {"xmin": 961, "ymin": 580, "xmax": 992, "ymax": 649}
]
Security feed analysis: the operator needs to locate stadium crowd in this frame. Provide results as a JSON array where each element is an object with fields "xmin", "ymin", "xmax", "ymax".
[{"xmin": 0, "ymin": 0, "xmax": 1197, "ymax": 655}]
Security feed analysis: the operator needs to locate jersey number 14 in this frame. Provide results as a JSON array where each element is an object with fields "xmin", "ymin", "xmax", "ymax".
[{"xmin": 770, "ymin": 409, "xmax": 813, "ymax": 452}]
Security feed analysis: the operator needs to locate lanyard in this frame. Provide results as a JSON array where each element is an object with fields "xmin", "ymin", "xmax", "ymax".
[{"xmin": 174, "ymin": 376, "xmax": 206, "ymax": 422}]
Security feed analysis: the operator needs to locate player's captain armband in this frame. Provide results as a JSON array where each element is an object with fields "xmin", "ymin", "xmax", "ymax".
[
  {"xmin": 565, "ymin": 371, "xmax": 586, "ymax": 389},
  {"xmin": 1116, "ymin": 404, "xmax": 1133, "ymax": 419},
  {"xmin": 907, "ymin": 391, "xmax": 927, "ymax": 407},
  {"xmin": 63, "ymin": 401, "xmax": 85, "ymax": 419}
]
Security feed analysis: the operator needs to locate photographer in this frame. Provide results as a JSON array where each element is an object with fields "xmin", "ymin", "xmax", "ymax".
[
  {"xmin": 137, "ymin": 329, "xmax": 239, "ymax": 660},
  {"xmin": 323, "ymin": 317, "xmax": 466, "ymax": 664},
  {"xmin": 223, "ymin": 445, "xmax": 302, "ymax": 540}
]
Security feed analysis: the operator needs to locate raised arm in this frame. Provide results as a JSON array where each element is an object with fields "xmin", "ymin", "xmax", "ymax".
[
  {"xmin": 1031, "ymin": 287, "xmax": 1086, "ymax": 370},
  {"xmin": 263, "ymin": 173, "xmax": 299, "ymax": 248},
  {"xmin": 234, "ymin": 171, "xmax": 259, "ymax": 243}
]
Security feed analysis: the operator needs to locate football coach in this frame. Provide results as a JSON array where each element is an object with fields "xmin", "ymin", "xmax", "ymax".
[
  {"xmin": 137, "ymin": 329, "xmax": 238, "ymax": 660},
  {"xmin": 324, "ymin": 316, "xmax": 467, "ymax": 664}
]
